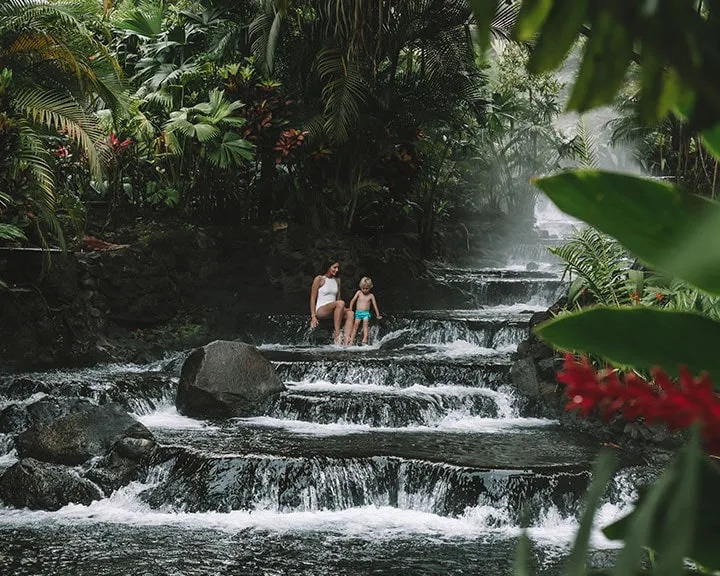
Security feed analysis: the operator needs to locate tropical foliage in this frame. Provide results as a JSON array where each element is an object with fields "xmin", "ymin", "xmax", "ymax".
[
  {"xmin": 0, "ymin": 0, "xmax": 123, "ymax": 247},
  {"xmin": 2, "ymin": 0, "xmax": 560, "ymax": 253},
  {"xmin": 468, "ymin": 0, "xmax": 720, "ymax": 573}
]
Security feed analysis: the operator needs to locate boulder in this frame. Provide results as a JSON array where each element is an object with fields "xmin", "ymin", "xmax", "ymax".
[
  {"xmin": 15, "ymin": 403, "xmax": 153, "ymax": 465},
  {"xmin": 85, "ymin": 437, "xmax": 157, "ymax": 495},
  {"xmin": 0, "ymin": 458, "xmax": 102, "ymax": 511},
  {"xmin": 510, "ymin": 357, "xmax": 541, "ymax": 409},
  {"xmin": 176, "ymin": 340, "xmax": 285, "ymax": 418},
  {"xmin": 0, "ymin": 404, "xmax": 28, "ymax": 434}
]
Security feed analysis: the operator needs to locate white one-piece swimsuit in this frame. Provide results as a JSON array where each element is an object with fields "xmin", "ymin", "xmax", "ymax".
[{"xmin": 315, "ymin": 277, "xmax": 338, "ymax": 311}]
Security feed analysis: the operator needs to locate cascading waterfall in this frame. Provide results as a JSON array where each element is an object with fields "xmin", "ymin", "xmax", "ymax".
[{"xmin": 0, "ymin": 266, "xmax": 657, "ymax": 575}]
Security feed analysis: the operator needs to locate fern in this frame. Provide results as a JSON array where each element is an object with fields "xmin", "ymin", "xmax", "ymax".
[
  {"xmin": 550, "ymin": 226, "xmax": 636, "ymax": 307},
  {"xmin": 572, "ymin": 117, "xmax": 600, "ymax": 169}
]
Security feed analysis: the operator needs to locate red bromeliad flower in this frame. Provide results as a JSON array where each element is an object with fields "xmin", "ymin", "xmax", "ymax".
[
  {"xmin": 557, "ymin": 354, "xmax": 720, "ymax": 454},
  {"xmin": 107, "ymin": 133, "xmax": 132, "ymax": 154}
]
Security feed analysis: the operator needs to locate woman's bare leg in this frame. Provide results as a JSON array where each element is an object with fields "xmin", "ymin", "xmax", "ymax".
[
  {"xmin": 347, "ymin": 319, "xmax": 358, "ymax": 346},
  {"xmin": 333, "ymin": 302, "xmax": 345, "ymax": 342},
  {"xmin": 315, "ymin": 301, "xmax": 347, "ymax": 344},
  {"xmin": 343, "ymin": 309, "xmax": 354, "ymax": 345}
]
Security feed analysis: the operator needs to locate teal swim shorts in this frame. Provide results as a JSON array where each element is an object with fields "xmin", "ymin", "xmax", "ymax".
[{"xmin": 355, "ymin": 310, "xmax": 371, "ymax": 320}]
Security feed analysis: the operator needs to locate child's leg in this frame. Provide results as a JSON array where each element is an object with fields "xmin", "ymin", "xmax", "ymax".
[{"xmin": 361, "ymin": 319, "xmax": 369, "ymax": 343}]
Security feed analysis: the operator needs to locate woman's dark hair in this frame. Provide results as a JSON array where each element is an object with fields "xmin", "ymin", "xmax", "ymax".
[{"xmin": 322, "ymin": 258, "xmax": 341, "ymax": 276}]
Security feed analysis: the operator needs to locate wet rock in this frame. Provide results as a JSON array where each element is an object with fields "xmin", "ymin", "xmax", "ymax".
[
  {"xmin": 510, "ymin": 357, "xmax": 541, "ymax": 399},
  {"xmin": 162, "ymin": 351, "xmax": 191, "ymax": 377},
  {"xmin": 0, "ymin": 397, "xmax": 95, "ymax": 435},
  {"xmin": 0, "ymin": 376, "xmax": 53, "ymax": 400},
  {"xmin": 0, "ymin": 457, "xmax": 102, "ymax": 511},
  {"xmin": 378, "ymin": 328, "xmax": 413, "ymax": 350},
  {"xmin": 85, "ymin": 437, "xmax": 157, "ymax": 495},
  {"xmin": 176, "ymin": 340, "xmax": 285, "ymax": 418},
  {"xmin": 26, "ymin": 397, "xmax": 94, "ymax": 428},
  {"xmin": 0, "ymin": 404, "xmax": 28, "ymax": 434},
  {"xmin": 16, "ymin": 403, "xmax": 153, "ymax": 465}
]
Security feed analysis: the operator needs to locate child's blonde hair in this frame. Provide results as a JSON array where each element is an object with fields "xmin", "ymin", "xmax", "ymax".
[{"xmin": 359, "ymin": 276, "xmax": 373, "ymax": 289}]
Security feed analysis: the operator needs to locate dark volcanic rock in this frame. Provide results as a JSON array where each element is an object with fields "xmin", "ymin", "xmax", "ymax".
[
  {"xmin": 176, "ymin": 340, "xmax": 285, "ymax": 418},
  {"xmin": 0, "ymin": 457, "xmax": 102, "ymax": 511},
  {"xmin": 85, "ymin": 436, "xmax": 157, "ymax": 495},
  {"xmin": 16, "ymin": 403, "xmax": 153, "ymax": 465},
  {"xmin": 1, "ymin": 397, "xmax": 95, "ymax": 435},
  {"xmin": 0, "ymin": 404, "xmax": 28, "ymax": 434}
]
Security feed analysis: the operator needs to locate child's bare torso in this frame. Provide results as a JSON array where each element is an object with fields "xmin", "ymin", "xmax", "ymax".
[{"xmin": 356, "ymin": 292, "xmax": 373, "ymax": 311}]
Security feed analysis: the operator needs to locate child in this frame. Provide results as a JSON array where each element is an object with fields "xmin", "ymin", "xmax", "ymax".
[{"xmin": 348, "ymin": 277, "xmax": 382, "ymax": 345}]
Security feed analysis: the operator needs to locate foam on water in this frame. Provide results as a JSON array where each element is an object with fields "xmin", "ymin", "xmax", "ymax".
[
  {"xmin": 0, "ymin": 449, "xmax": 18, "ymax": 468},
  {"xmin": 238, "ymin": 415, "xmax": 556, "ymax": 435},
  {"xmin": 0, "ymin": 477, "xmax": 632, "ymax": 553},
  {"xmin": 135, "ymin": 404, "xmax": 218, "ymax": 430},
  {"xmin": 286, "ymin": 381, "xmax": 501, "ymax": 397}
]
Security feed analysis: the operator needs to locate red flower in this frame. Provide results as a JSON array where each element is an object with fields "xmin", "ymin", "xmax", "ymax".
[
  {"xmin": 107, "ymin": 133, "xmax": 132, "ymax": 154},
  {"xmin": 53, "ymin": 145, "xmax": 69, "ymax": 158},
  {"xmin": 557, "ymin": 354, "xmax": 720, "ymax": 454}
]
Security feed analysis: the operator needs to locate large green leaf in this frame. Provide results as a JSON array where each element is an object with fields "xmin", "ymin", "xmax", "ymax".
[
  {"xmin": 513, "ymin": 0, "xmax": 553, "ymax": 42},
  {"xmin": 468, "ymin": 0, "xmax": 498, "ymax": 51},
  {"xmin": 702, "ymin": 123, "xmax": 720, "ymax": 161},
  {"xmin": 564, "ymin": 450, "xmax": 616, "ymax": 576},
  {"xmin": 535, "ymin": 307, "xmax": 720, "ymax": 381},
  {"xmin": 527, "ymin": 0, "xmax": 587, "ymax": 74},
  {"xmin": 604, "ymin": 430, "xmax": 720, "ymax": 571},
  {"xmin": 535, "ymin": 170, "xmax": 720, "ymax": 294},
  {"xmin": 567, "ymin": 4, "xmax": 632, "ymax": 113}
]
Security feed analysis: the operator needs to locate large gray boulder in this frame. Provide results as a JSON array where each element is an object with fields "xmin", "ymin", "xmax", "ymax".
[
  {"xmin": 176, "ymin": 340, "xmax": 285, "ymax": 418},
  {"xmin": 0, "ymin": 458, "xmax": 103, "ymax": 511},
  {"xmin": 15, "ymin": 403, "xmax": 153, "ymax": 465}
]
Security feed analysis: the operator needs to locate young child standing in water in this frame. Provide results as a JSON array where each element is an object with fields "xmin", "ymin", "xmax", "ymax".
[{"xmin": 348, "ymin": 277, "xmax": 382, "ymax": 345}]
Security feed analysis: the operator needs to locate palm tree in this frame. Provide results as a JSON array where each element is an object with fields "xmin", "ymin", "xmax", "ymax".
[
  {"xmin": 0, "ymin": 0, "xmax": 124, "ymax": 247},
  {"xmin": 163, "ymin": 89, "xmax": 254, "ymax": 215},
  {"xmin": 247, "ymin": 0, "xmax": 516, "ymax": 232}
]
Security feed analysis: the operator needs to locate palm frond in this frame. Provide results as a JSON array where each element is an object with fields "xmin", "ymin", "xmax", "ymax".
[
  {"xmin": 0, "ymin": 224, "xmax": 27, "ymax": 242},
  {"xmin": 111, "ymin": 3, "xmax": 164, "ymax": 38},
  {"xmin": 317, "ymin": 48, "xmax": 367, "ymax": 144},
  {"xmin": 572, "ymin": 117, "xmax": 600, "ymax": 169},
  {"xmin": 205, "ymin": 132, "xmax": 255, "ymax": 168},
  {"xmin": 16, "ymin": 120, "xmax": 55, "ymax": 201},
  {"xmin": 14, "ymin": 86, "xmax": 104, "ymax": 178}
]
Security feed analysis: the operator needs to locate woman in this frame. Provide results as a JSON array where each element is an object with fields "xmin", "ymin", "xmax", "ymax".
[{"xmin": 310, "ymin": 260, "xmax": 353, "ymax": 345}]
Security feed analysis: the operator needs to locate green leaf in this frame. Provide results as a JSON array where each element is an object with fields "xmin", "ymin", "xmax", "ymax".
[
  {"xmin": 0, "ymin": 224, "xmax": 28, "ymax": 242},
  {"xmin": 514, "ymin": 0, "xmax": 553, "ymax": 42},
  {"xmin": 469, "ymin": 0, "xmax": 499, "ymax": 51},
  {"xmin": 535, "ymin": 170, "xmax": 720, "ymax": 294},
  {"xmin": 604, "ymin": 430, "xmax": 720, "ymax": 571},
  {"xmin": 564, "ymin": 450, "xmax": 616, "ymax": 576},
  {"xmin": 513, "ymin": 530, "xmax": 531, "ymax": 576},
  {"xmin": 206, "ymin": 132, "xmax": 254, "ymax": 168},
  {"xmin": 639, "ymin": 54, "xmax": 683, "ymax": 125},
  {"xmin": 535, "ymin": 307, "xmax": 720, "ymax": 381},
  {"xmin": 702, "ymin": 123, "xmax": 720, "ymax": 161},
  {"xmin": 527, "ymin": 0, "xmax": 588, "ymax": 74},
  {"xmin": 567, "ymin": 6, "xmax": 632, "ymax": 112}
]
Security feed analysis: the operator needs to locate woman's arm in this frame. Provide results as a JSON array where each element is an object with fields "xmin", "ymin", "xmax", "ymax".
[
  {"xmin": 310, "ymin": 276, "xmax": 321, "ymax": 327},
  {"xmin": 336, "ymin": 278, "xmax": 342, "ymax": 300},
  {"xmin": 371, "ymin": 294, "xmax": 382, "ymax": 319}
]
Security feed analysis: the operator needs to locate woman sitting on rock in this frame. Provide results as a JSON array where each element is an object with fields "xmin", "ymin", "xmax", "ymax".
[{"xmin": 310, "ymin": 259, "xmax": 353, "ymax": 345}]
